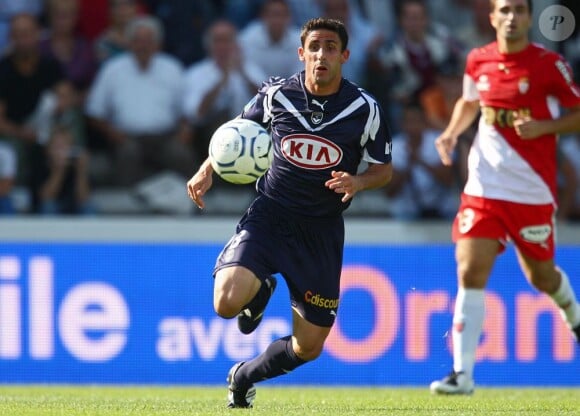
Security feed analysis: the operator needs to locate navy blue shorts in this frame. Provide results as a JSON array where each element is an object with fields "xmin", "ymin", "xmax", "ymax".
[{"xmin": 214, "ymin": 194, "xmax": 344, "ymax": 327}]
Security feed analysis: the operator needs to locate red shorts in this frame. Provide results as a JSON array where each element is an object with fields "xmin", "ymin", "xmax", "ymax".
[{"xmin": 451, "ymin": 194, "xmax": 556, "ymax": 261}]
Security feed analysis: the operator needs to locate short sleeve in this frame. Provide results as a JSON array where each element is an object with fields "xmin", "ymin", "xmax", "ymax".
[
  {"xmin": 548, "ymin": 55, "xmax": 580, "ymax": 108},
  {"xmin": 462, "ymin": 50, "xmax": 480, "ymax": 102},
  {"xmin": 241, "ymin": 77, "xmax": 284, "ymax": 128}
]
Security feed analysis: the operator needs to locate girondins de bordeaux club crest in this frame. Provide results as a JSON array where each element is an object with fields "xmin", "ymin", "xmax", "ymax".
[
  {"xmin": 310, "ymin": 98, "xmax": 327, "ymax": 124},
  {"xmin": 311, "ymin": 111, "xmax": 323, "ymax": 124}
]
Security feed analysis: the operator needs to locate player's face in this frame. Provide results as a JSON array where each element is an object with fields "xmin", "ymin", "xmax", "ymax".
[
  {"xmin": 490, "ymin": 0, "xmax": 531, "ymax": 43},
  {"xmin": 299, "ymin": 29, "xmax": 349, "ymax": 94}
]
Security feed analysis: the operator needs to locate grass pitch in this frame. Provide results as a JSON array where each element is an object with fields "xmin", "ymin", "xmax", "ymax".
[{"xmin": 0, "ymin": 385, "xmax": 578, "ymax": 415}]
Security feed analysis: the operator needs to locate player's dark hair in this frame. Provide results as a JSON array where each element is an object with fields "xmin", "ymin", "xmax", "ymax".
[
  {"xmin": 300, "ymin": 18, "xmax": 349, "ymax": 51},
  {"xmin": 489, "ymin": 0, "xmax": 532, "ymax": 14}
]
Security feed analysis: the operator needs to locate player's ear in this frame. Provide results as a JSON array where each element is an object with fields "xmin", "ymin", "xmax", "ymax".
[
  {"xmin": 298, "ymin": 47, "xmax": 305, "ymax": 61},
  {"xmin": 341, "ymin": 49, "xmax": 350, "ymax": 63}
]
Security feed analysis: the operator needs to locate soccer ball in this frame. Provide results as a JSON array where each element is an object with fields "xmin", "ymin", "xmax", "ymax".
[{"xmin": 209, "ymin": 118, "xmax": 273, "ymax": 185}]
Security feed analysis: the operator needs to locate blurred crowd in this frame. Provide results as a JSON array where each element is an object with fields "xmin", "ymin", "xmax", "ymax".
[{"xmin": 0, "ymin": 0, "xmax": 579, "ymax": 220}]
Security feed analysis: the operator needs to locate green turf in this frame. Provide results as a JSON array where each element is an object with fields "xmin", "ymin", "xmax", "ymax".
[{"xmin": 0, "ymin": 386, "xmax": 578, "ymax": 415}]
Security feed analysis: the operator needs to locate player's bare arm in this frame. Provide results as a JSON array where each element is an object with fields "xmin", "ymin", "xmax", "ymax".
[
  {"xmin": 514, "ymin": 105, "xmax": 580, "ymax": 139},
  {"xmin": 325, "ymin": 163, "xmax": 392, "ymax": 203},
  {"xmin": 186, "ymin": 158, "xmax": 214, "ymax": 209},
  {"xmin": 435, "ymin": 98, "xmax": 480, "ymax": 166}
]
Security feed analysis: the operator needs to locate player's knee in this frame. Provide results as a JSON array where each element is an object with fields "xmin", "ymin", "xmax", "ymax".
[
  {"xmin": 528, "ymin": 268, "xmax": 559, "ymax": 294},
  {"xmin": 213, "ymin": 295, "xmax": 240, "ymax": 319},
  {"xmin": 457, "ymin": 268, "xmax": 480, "ymax": 288},
  {"xmin": 456, "ymin": 262, "xmax": 489, "ymax": 288}
]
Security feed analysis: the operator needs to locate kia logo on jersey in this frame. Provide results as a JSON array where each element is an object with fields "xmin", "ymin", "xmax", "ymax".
[{"xmin": 281, "ymin": 134, "xmax": 342, "ymax": 169}]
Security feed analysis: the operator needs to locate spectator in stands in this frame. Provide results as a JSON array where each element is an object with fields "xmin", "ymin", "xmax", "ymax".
[
  {"xmin": 419, "ymin": 56, "xmax": 463, "ymax": 130},
  {"xmin": 320, "ymin": 0, "xmax": 383, "ymax": 88},
  {"xmin": 28, "ymin": 81, "xmax": 87, "ymax": 148},
  {"xmin": 561, "ymin": 0, "xmax": 580, "ymax": 83},
  {"xmin": 560, "ymin": 135, "xmax": 580, "ymax": 221},
  {"xmin": 355, "ymin": 0, "xmax": 397, "ymax": 46},
  {"xmin": 0, "ymin": 0, "xmax": 43, "ymax": 53},
  {"xmin": 86, "ymin": 16, "xmax": 193, "ymax": 187},
  {"xmin": 239, "ymin": 0, "xmax": 302, "ymax": 79},
  {"xmin": 0, "ymin": 142, "xmax": 16, "ymax": 214},
  {"xmin": 0, "ymin": 13, "xmax": 66, "ymax": 213},
  {"xmin": 182, "ymin": 19, "xmax": 265, "ymax": 169},
  {"xmin": 563, "ymin": 36, "xmax": 580, "ymax": 85},
  {"xmin": 219, "ymin": 0, "xmax": 263, "ymax": 29},
  {"xmin": 384, "ymin": 103, "xmax": 458, "ymax": 220},
  {"xmin": 146, "ymin": 0, "xmax": 218, "ymax": 66},
  {"xmin": 94, "ymin": 0, "xmax": 139, "ymax": 65},
  {"xmin": 557, "ymin": 146, "xmax": 578, "ymax": 222},
  {"xmin": 426, "ymin": 0, "xmax": 473, "ymax": 43},
  {"xmin": 454, "ymin": 0, "xmax": 495, "ymax": 51},
  {"xmin": 285, "ymin": 0, "xmax": 321, "ymax": 28},
  {"xmin": 32, "ymin": 124, "xmax": 93, "ymax": 215},
  {"xmin": 353, "ymin": 0, "xmax": 397, "ymax": 128},
  {"xmin": 76, "ymin": 0, "xmax": 109, "ymax": 42},
  {"xmin": 377, "ymin": 0, "xmax": 462, "ymax": 132},
  {"xmin": 40, "ymin": 0, "xmax": 97, "ymax": 95}
]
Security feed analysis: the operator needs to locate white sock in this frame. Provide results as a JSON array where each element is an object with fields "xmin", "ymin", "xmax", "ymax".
[
  {"xmin": 452, "ymin": 288, "xmax": 485, "ymax": 380},
  {"xmin": 550, "ymin": 267, "xmax": 580, "ymax": 328}
]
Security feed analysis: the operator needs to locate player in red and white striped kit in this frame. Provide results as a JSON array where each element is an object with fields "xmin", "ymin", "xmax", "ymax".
[{"xmin": 430, "ymin": 0, "xmax": 580, "ymax": 395}]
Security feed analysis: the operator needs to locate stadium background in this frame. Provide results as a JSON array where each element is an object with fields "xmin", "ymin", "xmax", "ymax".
[{"xmin": 0, "ymin": 218, "xmax": 578, "ymax": 386}]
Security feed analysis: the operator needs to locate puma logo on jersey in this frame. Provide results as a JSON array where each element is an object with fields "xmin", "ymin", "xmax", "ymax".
[
  {"xmin": 311, "ymin": 99, "xmax": 328, "ymax": 111},
  {"xmin": 281, "ymin": 134, "xmax": 342, "ymax": 169}
]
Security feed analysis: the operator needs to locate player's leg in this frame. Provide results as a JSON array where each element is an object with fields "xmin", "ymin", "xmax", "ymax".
[
  {"xmin": 213, "ymin": 265, "xmax": 262, "ymax": 318},
  {"xmin": 509, "ymin": 199, "xmax": 580, "ymax": 343},
  {"xmin": 227, "ymin": 209, "xmax": 341, "ymax": 408},
  {"xmin": 228, "ymin": 309, "xmax": 330, "ymax": 407},
  {"xmin": 214, "ymin": 264, "xmax": 277, "ymax": 334},
  {"xmin": 430, "ymin": 237, "xmax": 499, "ymax": 395},
  {"xmin": 213, "ymin": 198, "xmax": 279, "ymax": 334},
  {"xmin": 515, "ymin": 251, "xmax": 580, "ymax": 342}
]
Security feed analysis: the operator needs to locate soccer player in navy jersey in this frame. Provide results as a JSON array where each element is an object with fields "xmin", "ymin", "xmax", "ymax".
[{"xmin": 186, "ymin": 17, "xmax": 393, "ymax": 408}]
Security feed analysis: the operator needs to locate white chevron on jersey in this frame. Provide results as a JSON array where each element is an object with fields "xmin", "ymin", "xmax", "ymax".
[
  {"xmin": 359, "ymin": 90, "xmax": 386, "ymax": 163},
  {"xmin": 262, "ymin": 82, "xmax": 283, "ymax": 124},
  {"xmin": 272, "ymin": 89, "xmax": 366, "ymax": 133}
]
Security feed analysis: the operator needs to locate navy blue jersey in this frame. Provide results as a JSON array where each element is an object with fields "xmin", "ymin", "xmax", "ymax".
[{"xmin": 241, "ymin": 71, "xmax": 392, "ymax": 217}]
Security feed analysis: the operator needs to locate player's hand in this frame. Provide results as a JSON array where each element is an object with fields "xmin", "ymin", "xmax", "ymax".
[
  {"xmin": 325, "ymin": 170, "xmax": 359, "ymax": 203},
  {"xmin": 186, "ymin": 160, "xmax": 214, "ymax": 209},
  {"xmin": 514, "ymin": 115, "xmax": 544, "ymax": 139},
  {"xmin": 435, "ymin": 133, "xmax": 457, "ymax": 166}
]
